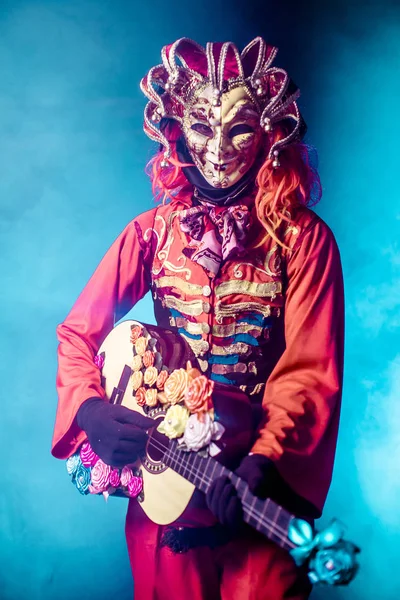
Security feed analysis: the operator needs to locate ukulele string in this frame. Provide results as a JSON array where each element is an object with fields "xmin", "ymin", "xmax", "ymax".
[
  {"xmin": 144, "ymin": 434, "xmax": 293, "ymax": 545},
  {"xmin": 145, "ymin": 436, "xmax": 292, "ymax": 546}
]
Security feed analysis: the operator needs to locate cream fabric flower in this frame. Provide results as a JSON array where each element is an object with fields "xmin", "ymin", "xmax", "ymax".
[
  {"xmin": 144, "ymin": 366, "xmax": 158, "ymax": 387},
  {"xmin": 131, "ymin": 370, "xmax": 144, "ymax": 391},
  {"xmin": 131, "ymin": 354, "xmax": 143, "ymax": 372},
  {"xmin": 164, "ymin": 368, "xmax": 189, "ymax": 404},
  {"xmin": 135, "ymin": 336, "xmax": 148, "ymax": 356},
  {"xmin": 145, "ymin": 388, "xmax": 158, "ymax": 407},
  {"xmin": 157, "ymin": 392, "xmax": 168, "ymax": 405}
]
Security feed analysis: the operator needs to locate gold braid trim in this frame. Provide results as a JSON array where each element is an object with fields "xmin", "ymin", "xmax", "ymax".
[
  {"xmin": 154, "ymin": 276, "xmax": 205, "ymax": 296},
  {"xmin": 150, "ymin": 214, "xmax": 192, "ymax": 280},
  {"xmin": 212, "ymin": 322, "xmax": 263, "ymax": 337},
  {"xmin": 179, "ymin": 334, "xmax": 209, "ymax": 357},
  {"xmin": 169, "ymin": 317, "xmax": 210, "ymax": 335},
  {"xmin": 211, "ymin": 342, "xmax": 250, "ymax": 355},
  {"xmin": 211, "ymin": 363, "xmax": 247, "ymax": 375},
  {"xmin": 239, "ymin": 382, "xmax": 265, "ymax": 396},
  {"xmin": 163, "ymin": 295, "xmax": 208, "ymax": 317},
  {"xmin": 215, "ymin": 301, "xmax": 272, "ymax": 323},
  {"xmin": 215, "ymin": 280, "xmax": 282, "ymax": 299}
]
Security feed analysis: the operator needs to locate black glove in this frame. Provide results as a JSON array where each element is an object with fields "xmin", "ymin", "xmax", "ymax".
[
  {"xmin": 235, "ymin": 453, "xmax": 275, "ymax": 498},
  {"xmin": 76, "ymin": 397, "xmax": 155, "ymax": 468},
  {"xmin": 205, "ymin": 475, "xmax": 243, "ymax": 529},
  {"xmin": 206, "ymin": 454, "xmax": 274, "ymax": 528}
]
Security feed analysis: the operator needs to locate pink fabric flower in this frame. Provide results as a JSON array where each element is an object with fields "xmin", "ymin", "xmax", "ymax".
[
  {"xmin": 80, "ymin": 442, "xmax": 99, "ymax": 467},
  {"xmin": 127, "ymin": 476, "xmax": 143, "ymax": 498},
  {"xmin": 121, "ymin": 466, "xmax": 134, "ymax": 487},
  {"xmin": 88, "ymin": 484, "xmax": 102, "ymax": 495},
  {"xmin": 143, "ymin": 350, "xmax": 155, "ymax": 368},
  {"xmin": 109, "ymin": 469, "xmax": 121, "ymax": 488},
  {"xmin": 90, "ymin": 459, "xmax": 111, "ymax": 492},
  {"xmin": 184, "ymin": 376, "xmax": 214, "ymax": 414},
  {"xmin": 156, "ymin": 370, "xmax": 169, "ymax": 390},
  {"xmin": 135, "ymin": 387, "xmax": 146, "ymax": 407},
  {"xmin": 94, "ymin": 354, "xmax": 105, "ymax": 369}
]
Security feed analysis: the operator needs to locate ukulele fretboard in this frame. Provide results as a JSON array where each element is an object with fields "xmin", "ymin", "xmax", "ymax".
[{"xmin": 164, "ymin": 441, "xmax": 296, "ymax": 552}]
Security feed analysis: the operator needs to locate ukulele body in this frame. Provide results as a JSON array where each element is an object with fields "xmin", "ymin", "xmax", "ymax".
[{"xmin": 98, "ymin": 319, "xmax": 253, "ymax": 525}]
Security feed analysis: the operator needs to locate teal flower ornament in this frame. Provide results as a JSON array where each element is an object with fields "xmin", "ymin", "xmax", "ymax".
[
  {"xmin": 74, "ymin": 462, "xmax": 91, "ymax": 495},
  {"xmin": 289, "ymin": 518, "xmax": 360, "ymax": 585},
  {"xmin": 66, "ymin": 453, "xmax": 80, "ymax": 477},
  {"xmin": 308, "ymin": 540, "xmax": 360, "ymax": 585},
  {"xmin": 66, "ymin": 452, "xmax": 91, "ymax": 495}
]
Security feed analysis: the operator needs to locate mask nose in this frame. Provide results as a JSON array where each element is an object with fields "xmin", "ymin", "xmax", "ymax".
[{"xmin": 206, "ymin": 128, "xmax": 234, "ymax": 164}]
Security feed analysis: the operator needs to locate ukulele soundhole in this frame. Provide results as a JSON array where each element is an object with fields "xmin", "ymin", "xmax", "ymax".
[{"xmin": 142, "ymin": 409, "xmax": 169, "ymax": 475}]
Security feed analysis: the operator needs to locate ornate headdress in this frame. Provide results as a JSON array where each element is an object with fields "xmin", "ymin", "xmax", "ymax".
[{"xmin": 140, "ymin": 37, "xmax": 306, "ymax": 167}]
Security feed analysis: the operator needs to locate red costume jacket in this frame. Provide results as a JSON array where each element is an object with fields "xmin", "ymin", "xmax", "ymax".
[{"xmin": 52, "ymin": 192, "xmax": 344, "ymax": 515}]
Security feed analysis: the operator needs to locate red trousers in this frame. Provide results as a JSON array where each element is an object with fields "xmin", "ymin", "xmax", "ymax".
[{"xmin": 125, "ymin": 501, "xmax": 312, "ymax": 600}]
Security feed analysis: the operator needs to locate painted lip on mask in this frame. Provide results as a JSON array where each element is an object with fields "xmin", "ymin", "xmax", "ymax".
[{"xmin": 207, "ymin": 156, "xmax": 237, "ymax": 172}]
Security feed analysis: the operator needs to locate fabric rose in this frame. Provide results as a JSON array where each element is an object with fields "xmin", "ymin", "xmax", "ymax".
[
  {"xmin": 156, "ymin": 370, "xmax": 169, "ymax": 390},
  {"xmin": 94, "ymin": 354, "xmax": 105, "ymax": 369},
  {"xmin": 88, "ymin": 484, "xmax": 102, "ymax": 495},
  {"xmin": 66, "ymin": 454, "xmax": 80, "ymax": 476},
  {"xmin": 80, "ymin": 442, "xmax": 99, "ymax": 467},
  {"xmin": 90, "ymin": 459, "xmax": 111, "ymax": 492},
  {"xmin": 121, "ymin": 466, "xmax": 134, "ymax": 487},
  {"xmin": 186, "ymin": 364, "xmax": 202, "ymax": 380},
  {"xmin": 130, "ymin": 325, "xmax": 143, "ymax": 343},
  {"xmin": 145, "ymin": 388, "xmax": 158, "ymax": 407},
  {"xmin": 135, "ymin": 387, "xmax": 146, "ymax": 407},
  {"xmin": 144, "ymin": 366, "xmax": 158, "ymax": 387},
  {"xmin": 308, "ymin": 542, "xmax": 359, "ymax": 585},
  {"xmin": 74, "ymin": 463, "xmax": 91, "ymax": 494},
  {"xmin": 181, "ymin": 413, "xmax": 216, "ymax": 452},
  {"xmin": 135, "ymin": 336, "xmax": 148, "ymax": 356},
  {"xmin": 132, "ymin": 354, "xmax": 143, "ymax": 372},
  {"xmin": 109, "ymin": 469, "xmax": 121, "ymax": 488},
  {"xmin": 131, "ymin": 370, "xmax": 144, "ymax": 391},
  {"xmin": 157, "ymin": 392, "xmax": 168, "ymax": 405},
  {"xmin": 184, "ymin": 375, "xmax": 214, "ymax": 414},
  {"xmin": 127, "ymin": 476, "xmax": 143, "ymax": 498},
  {"xmin": 143, "ymin": 350, "xmax": 155, "ymax": 368},
  {"xmin": 164, "ymin": 368, "xmax": 189, "ymax": 404},
  {"xmin": 157, "ymin": 404, "xmax": 189, "ymax": 439}
]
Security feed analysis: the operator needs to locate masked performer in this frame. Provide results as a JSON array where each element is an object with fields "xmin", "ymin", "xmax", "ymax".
[{"xmin": 51, "ymin": 38, "xmax": 344, "ymax": 600}]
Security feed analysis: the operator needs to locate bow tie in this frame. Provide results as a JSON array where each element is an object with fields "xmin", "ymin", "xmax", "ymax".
[{"xmin": 179, "ymin": 204, "xmax": 252, "ymax": 276}]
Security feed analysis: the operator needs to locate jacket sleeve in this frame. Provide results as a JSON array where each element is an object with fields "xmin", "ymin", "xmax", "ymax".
[
  {"xmin": 51, "ymin": 212, "xmax": 156, "ymax": 460},
  {"xmin": 251, "ymin": 217, "xmax": 345, "ymax": 462}
]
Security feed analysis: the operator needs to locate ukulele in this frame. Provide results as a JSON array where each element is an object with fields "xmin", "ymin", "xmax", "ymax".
[{"xmin": 67, "ymin": 319, "xmax": 360, "ymax": 586}]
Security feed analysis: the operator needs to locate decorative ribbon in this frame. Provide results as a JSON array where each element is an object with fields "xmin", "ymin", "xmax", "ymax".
[
  {"xmin": 289, "ymin": 518, "xmax": 345, "ymax": 566},
  {"xmin": 179, "ymin": 204, "xmax": 251, "ymax": 276}
]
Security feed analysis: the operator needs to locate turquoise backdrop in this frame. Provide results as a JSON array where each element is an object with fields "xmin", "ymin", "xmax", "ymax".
[{"xmin": 1, "ymin": 0, "xmax": 399, "ymax": 598}]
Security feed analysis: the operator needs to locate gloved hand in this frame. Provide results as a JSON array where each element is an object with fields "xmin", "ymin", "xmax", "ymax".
[
  {"xmin": 235, "ymin": 453, "xmax": 275, "ymax": 498},
  {"xmin": 206, "ymin": 454, "xmax": 274, "ymax": 528},
  {"xmin": 77, "ymin": 397, "xmax": 155, "ymax": 468}
]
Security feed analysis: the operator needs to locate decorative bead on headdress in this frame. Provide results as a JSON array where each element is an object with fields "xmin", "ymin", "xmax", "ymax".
[{"xmin": 140, "ymin": 37, "xmax": 306, "ymax": 167}]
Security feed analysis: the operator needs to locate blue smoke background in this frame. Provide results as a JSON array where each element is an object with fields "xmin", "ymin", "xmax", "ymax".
[{"xmin": 1, "ymin": 0, "xmax": 399, "ymax": 598}]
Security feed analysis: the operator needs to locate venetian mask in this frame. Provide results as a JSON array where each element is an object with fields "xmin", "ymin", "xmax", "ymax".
[{"xmin": 181, "ymin": 84, "xmax": 263, "ymax": 189}]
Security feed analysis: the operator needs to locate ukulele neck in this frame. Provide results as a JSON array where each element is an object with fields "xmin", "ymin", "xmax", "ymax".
[{"xmin": 164, "ymin": 441, "xmax": 296, "ymax": 552}]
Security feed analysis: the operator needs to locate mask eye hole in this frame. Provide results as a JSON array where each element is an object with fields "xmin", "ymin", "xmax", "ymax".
[
  {"xmin": 229, "ymin": 124, "xmax": 255, "ymax": 138},
  {"xmin": 191, "ymin": 123, "xmax": 213, "ymax": 137}
]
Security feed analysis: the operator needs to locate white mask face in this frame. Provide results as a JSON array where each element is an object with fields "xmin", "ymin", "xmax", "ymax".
[{"xmin": 182, "ymin": 84, "xmax": 262, "ymax": 188}]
